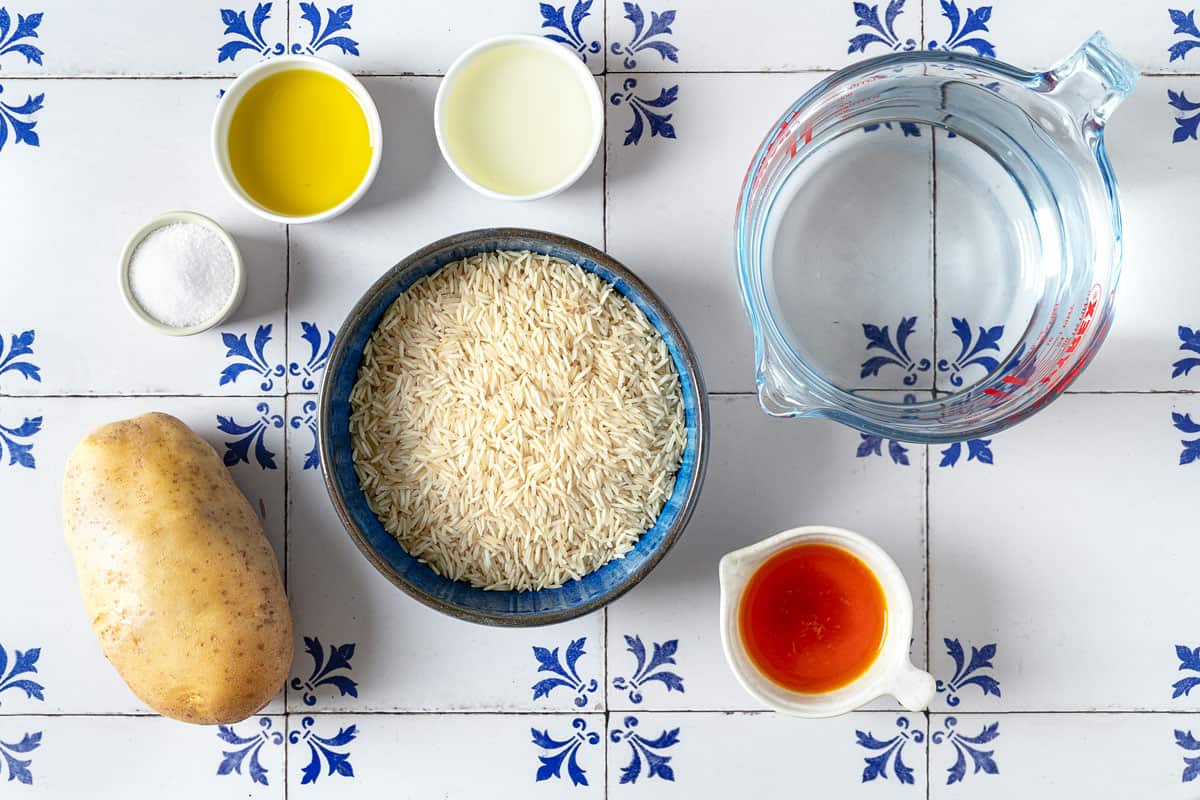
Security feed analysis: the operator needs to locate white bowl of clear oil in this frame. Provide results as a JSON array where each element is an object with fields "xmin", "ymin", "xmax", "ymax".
[
  {"xmin": 213, "ymin": 55, "xmax": 382, "ymax": 224},
  {"xmin": 435, "ymin": 34, "xmax": 603, "ymax": 201}
]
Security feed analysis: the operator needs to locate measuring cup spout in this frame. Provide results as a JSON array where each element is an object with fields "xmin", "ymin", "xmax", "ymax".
[
  {"xmin": 1044, "ymin": 32, "xmax": 1138, "ymax": 133},
  {"xmin": 755, "ymin": 341, "xmax": 816, "ymax": 418}
]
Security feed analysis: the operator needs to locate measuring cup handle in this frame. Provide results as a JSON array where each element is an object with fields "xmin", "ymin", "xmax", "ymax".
[
  {"xmin": 1044, "ymin": 31, "xmax": 1138, "ymax": 131},
  {"xmin": 888, "ymin": 661, "xmax": 936, "ymax": 712}
]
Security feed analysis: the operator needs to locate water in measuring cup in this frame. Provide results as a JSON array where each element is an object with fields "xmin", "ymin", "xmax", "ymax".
[{"xmin": 763, "ymin": 117, "xmax": 1058, "ymax": 399}]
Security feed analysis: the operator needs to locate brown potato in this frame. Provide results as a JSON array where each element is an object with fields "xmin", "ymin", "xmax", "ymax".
[{"xmin": 62, "ymin": 412, "xmax": 292, "ymax": 724}]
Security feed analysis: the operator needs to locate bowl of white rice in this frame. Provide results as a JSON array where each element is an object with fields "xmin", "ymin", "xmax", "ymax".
[{"xmin": 319, "ymin": 228, "xmax": 708, "ymax": 626}]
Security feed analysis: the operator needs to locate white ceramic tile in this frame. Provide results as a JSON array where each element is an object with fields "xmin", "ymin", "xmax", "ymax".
[
  {"xmin": 606, "ymin": 711, "xmax": 927, "ymax": 795},
  {"xmin": 1070, "ymin": 77, "xmax": 1199, "ymax": 392},
  {"xmin": 606, "ymin": 73, "xmax": 934, "ymax": 394},
  {"xmin": 282, "ymin": 713, "xmax": 606, "ymax": 796},
  {"xmin": 930, "ymin": 393, "xmax": 1200, "ymax": 712},
  {"xmin": 606, "ymin": 395, "xmax": 926, "ymax": 712},
  {"xmin": 286, "ymin": 0, "xmax": 606, "ymax": 74},
  {"xmin": 0, "ymin": 79, "xmax": 286, "ymax": 396},
  {"xmin": 0, "ymin": 0, "xmax": 290, "ymax": 77},
  {"xmin": 285, "ymin": 75, "xmax": 604, "ymax": 393},
  {"xmin": 0, "ymin": 714, "xmax": 286, "ymax": 795},
  {"xmin": 927, "ymin": 713, "xmax": 1198, "ymax": 797},
  {"xmin": 948, "ymin": 1, "xmax": 1186, "ymax": 75},
  {"xmin": 284, "ymin": 397, "xmax": 605, "ymax": 712},
  {"xmin": 0, "ymin": 397, "xmax": 284, "ymax": 714},
  {"xmin": 605, "ymin": 0, "xmax": 921, "ymax": 72}
]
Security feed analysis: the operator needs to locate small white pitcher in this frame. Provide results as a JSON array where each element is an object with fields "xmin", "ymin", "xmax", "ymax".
[{"xmin": 718, "ymin": 526, "xmax": 934, "ymax": 717}]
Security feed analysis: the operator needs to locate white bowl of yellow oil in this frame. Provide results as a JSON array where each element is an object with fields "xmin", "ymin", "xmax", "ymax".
[
  {"xmin": 435, "ymin": 34, "xmax": 603, "ymax": 201},
  {"xmin": 213, "ymin": 55, "xmax": 382, "ymax": 224}
]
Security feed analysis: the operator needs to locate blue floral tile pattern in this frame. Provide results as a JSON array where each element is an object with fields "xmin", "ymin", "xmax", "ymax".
[
  {"xmin": 938, "ymin": 439, "xmax": 994, "ymax": 467},
  {"xmin": 290, "ymin": 716, "xmax": 356, "ymax": 784},
  {"xmin": 857, "ymin": 434, "xmax": 911, "ymax": 466},
  {"xmin": 290, "ymin": 400, "xmax": 320, "ymax": 471},
  {"xmin": 926, "ymin": 1, "xmax": 995, "ymax": 56},
  {"xmin": 0, "ymin": 8, "xmax": 42, "ymax": 65},
  {"xmin": 0, "ymin": 415, "xmax": 40, "ymax": 469},
  {"xmin": 857, "ymin": 716, "xmax": 924, "ymax": 785},
  {"xmin": 1170, "ymin": 8, "xmax": 1200, "ymax": 62},
  {"xmin": 610, "ymin": 2, "xmax": 678, "ymax": 69},
  {"xmin": 532, "ymin": 637, "xmax": 598, "ymax": 707},
  {"xmin": 848, "ymin": 0, "xmax": 993, "ymax": 57},
  {"xmin": 1177, "ymin": 729, "xmax": 1200, "ymax": 782},
  {"xmin": 611, "ymin": 635, "xmax": 684, "ymax": 704},
  {"xmin": 1169, "ymin": 91, "xmax": 1200, "ymax": 143},
  {"xmin": 936, "ymin": 638, "xmax": 1000, "ymax": 706},
  {"xmin": 532, "ymin": 717, "xmax": 600, "ymax": 787},
  {"xmin": 291, "ymin": 637, "xmax": 359, "ymax": 707},
  {"xmin": 932, "ymin": 717, "xmax": 999, "ymax": 785},
  {"xmin": 219, "ymin": 324, "xmax": 285, "ymax": 392},
  {"xmin": 217, "ymin": 403, "xmax": 283, "ymax": 470},
  {"xmin": 216, "ymin": 718, "xmax": 283, "ymax": 786},
  {"xmin": 610, "ymin": 716, "xmax": 678, "ymax": 784},
  {"xmin": 938, "ymin": 319, "xmax": 1004, "ymax": 387},
  {"xmin": 290, "ymin": 322, "xmax": 335, "ymax": 391},
  {"xmin": 1173, "ymin": 412, "xmax": 1200, "ymax": 465},
  {"xmin": 0, "ymin": 84, "xmax": 42, "ymax": 152},
  {"xmin": 610, "ymin": 78, "xmax": 677, "ymax": 146},
  {"xmin": 0, "ymin": 731, "xmax": 41, "ymax": 785},
  {"xmin": 0, "ymin": 644, "xmax": 43, "ymax": 706},
  {"xmin": 1172, "ymin": 645, "xmax": 1200, "ymax": 698},
  {"xmin": 293, "ymin": 3, "xmax": 359, "ymax": 57},
  {"xmin": 860, "ymin": 318, "xmax": 931, "ymax": 385},
  {"xmin": 539, "ymin": 0, "xmax": 601, "ymax": 64},
  {"xmin": 1173, "ymin": 326, "xmax": 1200, "ymax": 375},
  {"xmin": 0, "ymin": 330, "xmax": 40, "ymax": 384},
  {"xmin": 847, "ymin": 0, "xmax": 917, "ymax": 54},
  {"xmin": 217, "ymin": 3, "xmax": 284, "ymax": 62},
  {"xmin": 854, "ymin": 324, "xmax": 1005, "ymax": 466}
]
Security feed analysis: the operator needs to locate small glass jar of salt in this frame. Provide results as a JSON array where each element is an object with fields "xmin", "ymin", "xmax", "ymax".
[{"xmin": 121, "ymin": 212, "xmax": 244, "ymax": 335}]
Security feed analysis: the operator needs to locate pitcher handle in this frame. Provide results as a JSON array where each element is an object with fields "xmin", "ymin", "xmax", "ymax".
[
  {"xmin": 888, "ymin": 660, "xmax": 936, "ymax": 712},
  {"xmin": 1043, "ymin": 32, "xmax": 1139, "ymax": 133}
]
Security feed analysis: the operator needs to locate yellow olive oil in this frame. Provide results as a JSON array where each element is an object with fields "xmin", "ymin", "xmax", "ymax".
[
  {"xmin": 228, "ymin": 69, "xmax": 372, "ymax": 217},
  {"xmin": 442, "ymin": 44, "xmax": 595, "ymax": 196}
]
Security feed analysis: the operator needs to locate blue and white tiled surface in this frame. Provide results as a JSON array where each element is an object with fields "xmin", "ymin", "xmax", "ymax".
[{"xmin": 6, "ymin": 1, "xmax": 1200, "ymax": 795}]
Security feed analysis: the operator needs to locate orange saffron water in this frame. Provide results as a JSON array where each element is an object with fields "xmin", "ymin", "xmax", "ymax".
[{"xmin": 738, "ymin": 543, "xmax": 887, "ymax": 693}]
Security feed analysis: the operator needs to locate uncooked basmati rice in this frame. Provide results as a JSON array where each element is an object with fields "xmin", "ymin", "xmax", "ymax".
[{"xmin": 348, "ymin": 250, "xmax": 686, "ymax": 592}]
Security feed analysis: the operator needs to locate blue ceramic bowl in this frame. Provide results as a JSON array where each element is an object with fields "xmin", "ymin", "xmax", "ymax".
[{"xmin": 319, "ymin": 228, "xmax": 709, "ymax": 626}]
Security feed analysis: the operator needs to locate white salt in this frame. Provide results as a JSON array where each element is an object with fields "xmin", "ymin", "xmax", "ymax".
[{"xmin": 128, "ymin": 222, "xmax": 235, "ymax": 328}]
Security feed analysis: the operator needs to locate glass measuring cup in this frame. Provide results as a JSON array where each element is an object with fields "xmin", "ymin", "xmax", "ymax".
[{"xmin": 736, "ymin": 33, "xmax": 1137, "ymax": 443}]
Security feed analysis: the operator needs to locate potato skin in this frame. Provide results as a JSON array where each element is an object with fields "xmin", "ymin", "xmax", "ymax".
[{"xmin": 62, "ymin": 412, "xmax": 292, "ymax": 724}]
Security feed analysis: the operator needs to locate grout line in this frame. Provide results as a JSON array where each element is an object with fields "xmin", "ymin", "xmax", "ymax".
[
  {"xmin": 602, "ymin": 11, "xmax": 610, "ymax": 793},
  {"xmin": 602, "ymin": 74, "xmax": 609, "ymax": 253},
  {"xmin": 6, "ymin": 708, "xmax": 1200, "ymax": 718},
  {"xmin": 931, "ymin": 128, "xmax": 939, "ymax": 396},
  {"xmin": 8, "ymin": 389, "xmax": 1200, "ymax": 400},
  {"xmin": 282, "ymin": 226, "xmax": 292, "ymax": 649},
  {"xmin": 925, "ymin": 54, "xmax": 937, "ymax": 788},
  {"xmin": 282, "ymin": 710, "xmax": 290, "ymax": 793},
  {"xmin": 11, "ymin": 68, "xmax": 1200, "ymax": 80},
  {"xmin": 0, "ymin": 392, "xmax": 290, "ymax": 399},
  {"xmin": 923, "ymin": 430, "xmax": 933, "ymax": 792},
  {"xmin": 604, "ymin": 708, "xmax": 610, "ymax": 796}
]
